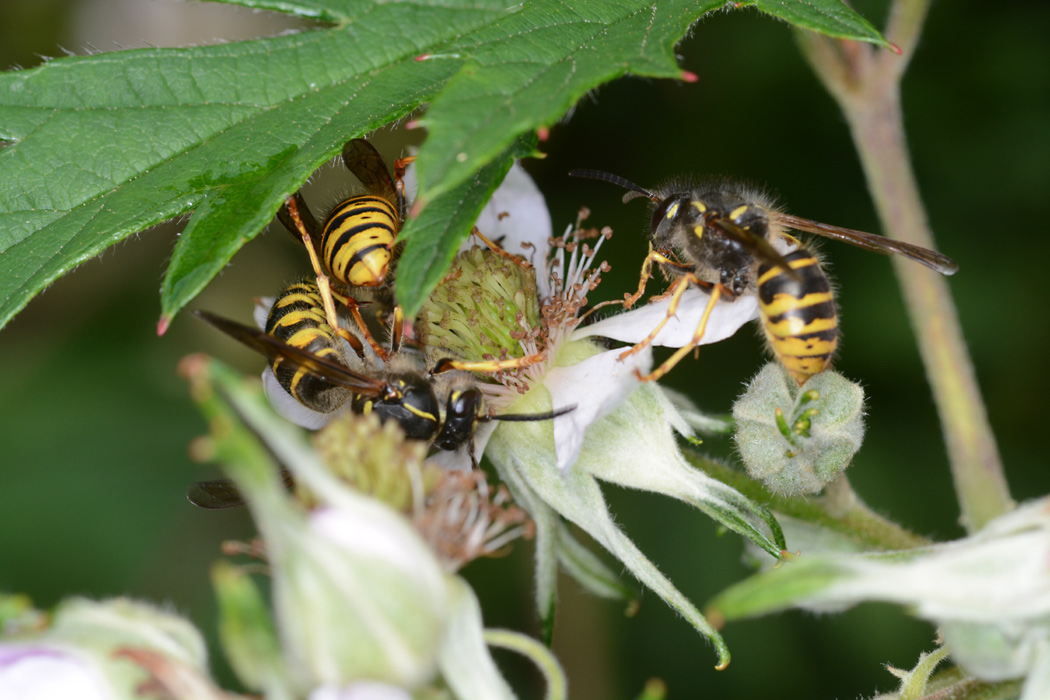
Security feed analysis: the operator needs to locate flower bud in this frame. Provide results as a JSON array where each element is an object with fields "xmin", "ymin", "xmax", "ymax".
[
  {"xmin": 733, "ymin": 363, "xmax": 865, "ymax": 495},
  {"xmin": 0, "ymin": 597, "xmax": 225, "ymax": 700}
]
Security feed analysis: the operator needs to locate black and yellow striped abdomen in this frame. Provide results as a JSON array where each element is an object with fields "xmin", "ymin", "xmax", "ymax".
[
  {"xmin": 757, "ymin": 248, "xmax": 838, "ymax": 385},
  {"xmin": 320, "ymin": 194, "xmax": 398, "ymax": 288},
  {"xmin": 265, "ymin": 281, "xmax": 351, "ymax": 412}
]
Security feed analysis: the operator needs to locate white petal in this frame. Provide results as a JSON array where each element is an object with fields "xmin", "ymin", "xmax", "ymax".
[
  {"xmin": 545, "ymin": 344, "xmax": 652, "ymax": 473},
  {"xmin": 262, "ymin": 368, "xmax": 334, "ymax": 430},
  {"xmin": 466, "ymin": 162, "xmax": 552, "ymax": 265},
  {"xmin": 253, "ymin": 297, "xmax": 274, "ymax": 330},
  {"xmin": 573, "ymin": 286, "xmax": 759, "ymax": 348}
]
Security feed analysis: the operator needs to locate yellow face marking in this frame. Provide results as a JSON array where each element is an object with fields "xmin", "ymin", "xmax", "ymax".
[
  {"xmin": 729, "ymin": 204, "xmax": 750, "ymax": 221},
  {"xmin": 690, "ymin": 200, "xmax": 706, "ymax": 214},
  {"xmin": 666, "ymin": 201, "xmax": 681, "ymax": 219}
]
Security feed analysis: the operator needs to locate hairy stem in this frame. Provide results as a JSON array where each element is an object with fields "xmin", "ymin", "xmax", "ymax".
[
  {"xmin": 796, "ymin": 0, "xmax": 1012, "ymax": 532},
  {"xmin": 693, "ymin": 454, "xmax": 929, "ymax": 551}
]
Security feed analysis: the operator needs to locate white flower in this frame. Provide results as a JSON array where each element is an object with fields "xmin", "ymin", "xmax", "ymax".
[
  {"xmin": 710, "ymin": 497, "xmax": 1050, "ymax": 700},
  {"xmin": 420, "ymin": 167, "xmax": 785, "ymax": 667}
]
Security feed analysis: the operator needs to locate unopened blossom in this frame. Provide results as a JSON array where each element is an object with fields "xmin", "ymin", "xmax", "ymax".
[
  {"xmin": 0, "ymin": 596, "xmax": 231, "ymax": 700},
  {"xmin": 710, "ymin": 497, "xmax": 1050, "ymax": 700}
]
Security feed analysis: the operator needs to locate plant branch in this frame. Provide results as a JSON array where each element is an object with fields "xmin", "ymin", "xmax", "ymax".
[{"xmin": 795, "ymin": 0, "xmax": 1012, "ymax": 533}]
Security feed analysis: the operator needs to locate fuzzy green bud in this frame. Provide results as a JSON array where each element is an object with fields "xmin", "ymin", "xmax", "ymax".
[
  {"xmin": 416, "ymin": 247, "xmax": 540, "ymax": 361},
  {"xmin": 733, "ymin": 363, "xmax": 865, "ymax": 496},
  {"xmin": 309, "ymin": 411, "xmax": 436, "ymax": 513}
]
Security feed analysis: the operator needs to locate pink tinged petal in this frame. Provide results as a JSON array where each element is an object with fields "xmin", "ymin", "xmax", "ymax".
[
  {"xmin": 573, "ymin": 287, "xmax": 759, "ymax": 348},
  {"xmin": 309, "ymin": 682, "xmax": 413, "ymax": 700},
  {"xmin": 0, "ymin": 646, "xmax": 115, "ymax": 700},
  {"xmin": 545, "ymin": 345, "xmax": 653, "ymax": 473}
]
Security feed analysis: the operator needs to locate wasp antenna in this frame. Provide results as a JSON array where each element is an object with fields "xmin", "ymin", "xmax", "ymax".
[
  {"xmin": 568, "ymin": 169, "xmax": 659, "ymax": 203},
  {"xmin": 484, "ymin": 404, "xmax": 576, "ymax": 423}
]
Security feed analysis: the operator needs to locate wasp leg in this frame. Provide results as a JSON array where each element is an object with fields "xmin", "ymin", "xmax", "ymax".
[
  {"xmin": 432, "ymin": 354, "xmax": 544, "ymax": 375},
  {"xmin": 390, "ymin": 305, "xmax": 404, "ymax": 354},
  {"xmin": 282, "ymin": 195, "xmax": 384, "ymax": 360},
  {"xmin": 471, "ymin": 227, "xmax": 533, "ymax": 270},
  {"xmin": 618, "ymin": 269, "xmax": 702, "ymax": 361},
  {"xmin": 623, "ymin": 242, "xmax": 658, "ymax": 309},
  {"xmin": 635, "ymin": 283, "xmax": 727, "ymax": 383},
  {"xmin": 393, "ymin": 154, "xmax": 417, "ymax": 208}
]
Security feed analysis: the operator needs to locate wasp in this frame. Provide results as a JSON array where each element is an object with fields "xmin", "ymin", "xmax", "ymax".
[
  {"xmin": 191, "ymin": 287, "xmax": 570, "ymax": 508},
  {"xmin": 276, "ymin": 139, "xmax": 415, "ymax": 361},
  {"xmin": 569, "ymin": 170, "xmax": 959, "ymax": 384}
]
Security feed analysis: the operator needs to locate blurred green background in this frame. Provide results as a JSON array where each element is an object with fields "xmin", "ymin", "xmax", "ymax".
[{"xmin": 1, "ymin": 1, "xmax": 1047, "ymax": 697}]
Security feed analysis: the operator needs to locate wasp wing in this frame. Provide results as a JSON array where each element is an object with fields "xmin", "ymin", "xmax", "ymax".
[
  {"xmin": 779, "ymin": 213, "xmax": 959, "ymax": 276},
  {"xmin": 342, "ymin": 139, "xmax": 398, "ymax": 203},
  {"xmin": 194, "ymin": 310, "xmax": 390, "ymax": 396},
  {"xmin": 276, "ymin": 191, "xmax": 321, "ymax": 243},
  {"xmin": 187, "ymin": 478, "xmax": 247, "ymax": 510},
  {"xmin": 188, "ymin": 470, "xmax": 295, "ymax": 510}
]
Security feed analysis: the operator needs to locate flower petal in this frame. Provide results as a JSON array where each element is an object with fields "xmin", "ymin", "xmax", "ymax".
[
  {"xmin": 545, "ymin": 343, "xmax": 652, "ymax": 473},
  {"xmin": 573, "ymin": 286, "xmax": 759, "ymax": 348},
  {"xmin": 466, "ymin": 162, "xmax": 552, "ymax": 261},
  {"xmin": 262, "ymin": 367, "xmax": 333, "ymax": 430}
]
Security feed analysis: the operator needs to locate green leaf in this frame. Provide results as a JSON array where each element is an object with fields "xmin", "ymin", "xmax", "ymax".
[
  {"xmin": 744, "ymin": 0, "xmax": 892, "ymax": 49},
  {"xmin": 395, "ymin": 136, "xmax": 535, "ymax": 317},
  {"xmin": 706, "ymin": 556, "xmax": 851, "ymax": 621},
  {"xmin": 0, "ymin": 0, "xmax": 889, "ymax": 331},
  {"xmin": 411, "ymin": 0, "xmax": 722, "ymax": 206}
]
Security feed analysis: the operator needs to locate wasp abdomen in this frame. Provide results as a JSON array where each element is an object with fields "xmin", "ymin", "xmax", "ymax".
[
  {"xmin": 321, "ymin": 194, "xmax": 398, "ymax": 287},
  {"xmin": 757, "ymin": 249, "xmax": 838, "ymax": 385},
  {"xmin": 265, "ymin": 281, "xmax": 351, "ymax": 412}
]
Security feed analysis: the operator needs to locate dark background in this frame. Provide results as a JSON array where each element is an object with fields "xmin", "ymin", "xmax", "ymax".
[{"xmin": 1, "ymin": 1, "xmax": 1047, "ymax": 697}]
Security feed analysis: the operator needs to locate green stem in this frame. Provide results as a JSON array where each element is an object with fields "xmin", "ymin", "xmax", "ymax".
[
  {"xmin": 692, "ymin": 453, "xmax": 929, "ymax": 551},
  {"xmin": 796, "ymin": 0, "xmax": 1012, "ymax": 533}
]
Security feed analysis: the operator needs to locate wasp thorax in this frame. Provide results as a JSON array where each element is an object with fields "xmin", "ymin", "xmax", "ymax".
[
  {"xmin": 416, "ymin": 246, "xmax": 540, "ymax": 363},
  {"xmin": 733, "ymin": 362, "xmax": 865, "ymax": 496},
  {"xmin": 351, "ymin": 373, "xmax": 441, "ymax": 442}
]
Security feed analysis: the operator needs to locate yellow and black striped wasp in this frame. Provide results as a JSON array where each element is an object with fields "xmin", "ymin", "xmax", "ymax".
[
  {"xmin": 188, "ymin": 280, "xmax": 571, "ymax": 508},
  {"xmin": 276, "ymin": 139, "xmax": 414, "ymax": 361},
  {"xmin": 569, "ymin": 170, "xmax": 959, "ymax": 384}
]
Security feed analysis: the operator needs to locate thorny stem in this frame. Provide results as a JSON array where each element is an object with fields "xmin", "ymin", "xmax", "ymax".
[{"xmin": 796, "ymin": 0, "xmax": 1012, "ymax": 533}]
